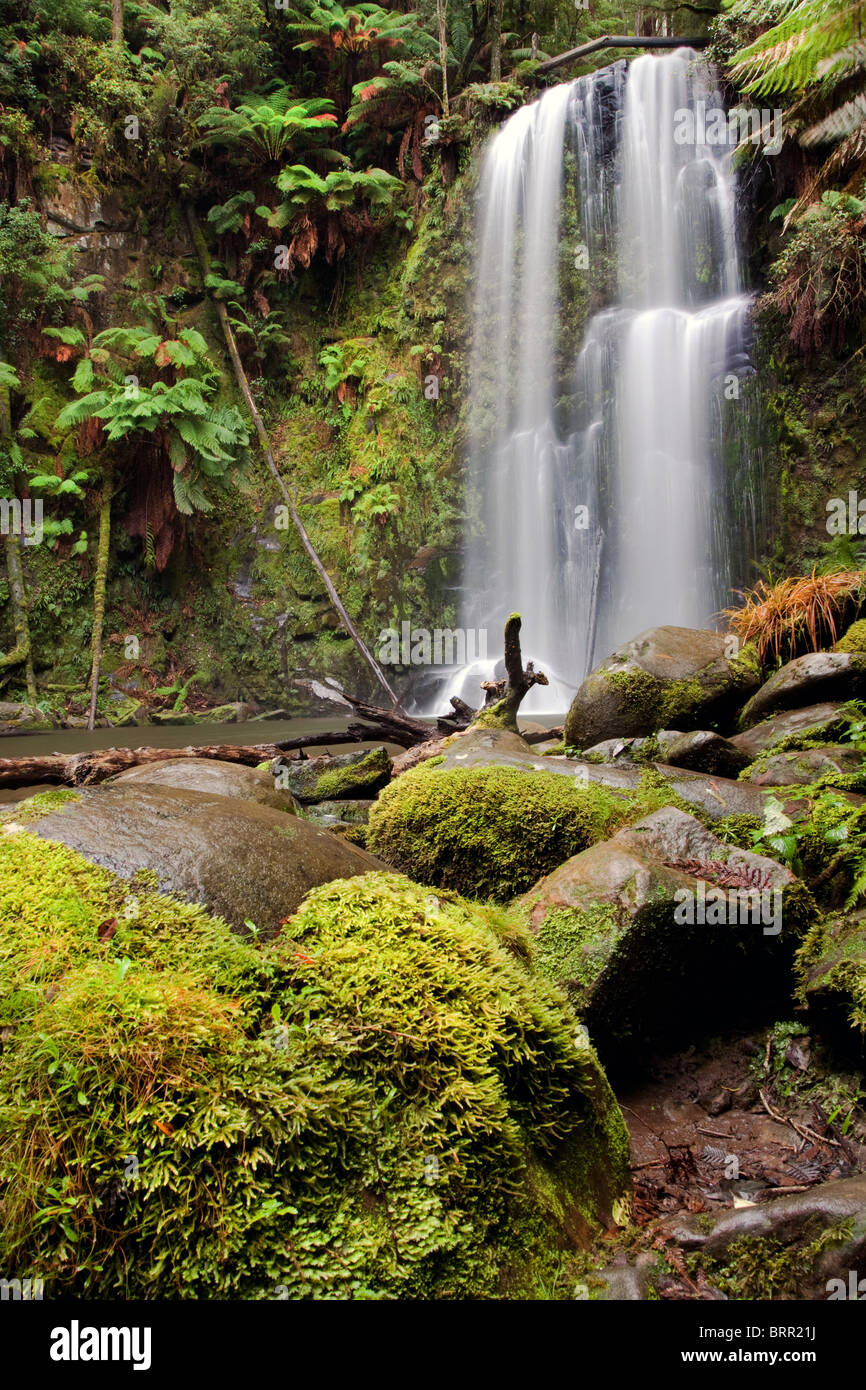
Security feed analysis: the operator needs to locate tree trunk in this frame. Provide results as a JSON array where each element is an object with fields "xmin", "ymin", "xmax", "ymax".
[
  {"xmin": 473, "ymin": 612, "xmax": 548, "ymax": 730},
  {"xmin": 87, "ymin": 462, "xmax": 113, "ymax": 732},
  {"xmin": 436, "ymin": 0, "xmax": 450, "ymax": 116},
  {"xmin": 112, "ymin": 0, "xmax": 123, "ymax": 43},
  {"xmin": 184, "ymin": 204, "xmax": 402, "ymax": 710},
  {"xmin": 0, "ymin": 367, "xmax": 37, "ymax": 703},
  {"xmin": 489, "ymin": 0, "xmax": 505, "ymax": 81}
]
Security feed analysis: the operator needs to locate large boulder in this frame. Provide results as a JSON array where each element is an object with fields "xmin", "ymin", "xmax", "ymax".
[
  {"xmin": 520, "ymin": 806, "xmax": 814, "ymax": 1063},
  {"xmin": 564, "ymin": 627, "xmax": 761, "ymax": 749},
  {"xmin": 739, "ymin": 652, "xmax": 866, "ymax": 729},
  {"xmin": 14, "ymin": 783, "xmax": 382, "ymax": 935},
  {"xmin": 429, "ymin": 725, "xmax": 770, "ymax": 821},
  {"xmin": 108, "ymin": 756, "xmax": 292, "ymax": 810},
  {"xmin": 654, "ymin": 730, "xmax": 751, "ymax": 778},
  {"xmin": 0, "ymin": 837, "xmax": 631, "ymax": 1298},
  {"xmin": 730, "ymin": 702, "xmax": 857, "ymax": 758}
]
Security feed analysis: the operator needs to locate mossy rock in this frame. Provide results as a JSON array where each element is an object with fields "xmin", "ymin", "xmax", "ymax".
[
  {"xmin": 564, "ymin": 626, "xmax": 760, "ymax": 749},
  {"xmin": 367, "ymin": 762, "xmax": 634, "ymax": 901},
  {"xmin": 0, "ymin": 836, "xmax": 629, "ymax": 1298},
  {"xmin": 274, "ymin": 748, "xmax": 392, "ymax": 804},
  {"xmin": 796, "ymin": 908, "xmax": 866, "ymax": 1043},
  {"xmin": 836, "ymin": 620, "xmax": 866, "ymax": 655}
]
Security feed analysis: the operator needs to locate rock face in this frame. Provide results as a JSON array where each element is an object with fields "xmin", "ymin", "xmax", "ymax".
[
  {"xmin": 741, "ymin": 745, "xmax": 865, "ymax": 786},
  {"xmin": 521, "ymin": 806, "xmax": 813, "ymax": 1062},
  {"xmin": 739, "ymin": 653, "xmax": 866, "ymax": 729},
  {"xmin": 108, "ymin": 757, "xmax": 292, "ymax": 810},
  {"xmin": 730, "ymin": 702, "xmax": 855, "ymax": 758},
  {"xmin": 564, "ymin": 627, "xmax": 760, "ymax": 749},
  {"xmin": 272, "ymin": 747, "xmax": 392, "ymax": 803},
  {"xmin": 25, "ymin": 784, "xmax": 382, "ymax": 934}
]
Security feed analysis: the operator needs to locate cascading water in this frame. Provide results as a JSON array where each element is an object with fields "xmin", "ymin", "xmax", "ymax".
[{"xmin": 434, "ymin": 47, "xmax": 765, "ymax": 714}]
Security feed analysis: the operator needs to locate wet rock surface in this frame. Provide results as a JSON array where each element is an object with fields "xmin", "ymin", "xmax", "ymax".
[
  {"xmin": 740, "ymin": 653, "xmax": 866, "ymax": 729},
  {"xmin": 108, "ymin": 756, "xmax": 292, "ymax": 810},
  {"xmin": 25, "ymin": 783, "xmax": 383, "ymax": 934}
]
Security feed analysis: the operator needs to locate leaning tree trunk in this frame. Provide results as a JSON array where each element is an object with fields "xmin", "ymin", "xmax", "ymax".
[
  {"xmin": 87, "ymin": 461, "xmax": 113, "ymax": 732},
  {"xmin": 184, "ymin": 204, "xmax": 401, "ymax": 709}
]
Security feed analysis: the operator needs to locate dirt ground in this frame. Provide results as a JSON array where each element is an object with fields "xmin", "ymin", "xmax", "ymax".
[{"xmin": 615, "ymin": 1029, "xmax": 866, "ymax": 1298}]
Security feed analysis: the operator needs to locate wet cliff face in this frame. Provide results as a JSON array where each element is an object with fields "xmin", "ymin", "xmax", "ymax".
[{"xmin": 4, "ymin": 130, "xmax": 486, "ymax": 711}]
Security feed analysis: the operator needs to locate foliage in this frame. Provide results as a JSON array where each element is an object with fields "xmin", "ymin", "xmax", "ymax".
[
  {"xmin": 722, "ymin": 568, "xmax": 864, "ymax": 663},
  {"xmin": 53, "ymin": 324, "xmax": 250, "ymax": 519},
  {"xmin": 761, "ymin": 188, "xmax": 866, "ymax": 354},
  {"xmin": 0, "ymin": 833, "xmax": 629, "ymax": 1297},
  {"xmin": 196, "ymin": 91, "xmax": 339, "ymax": 163}
]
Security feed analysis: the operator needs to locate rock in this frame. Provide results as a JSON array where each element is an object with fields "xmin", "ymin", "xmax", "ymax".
[
  {"xmin": 684, "ymin": 1176, "xmax": 866, "ymax": 1300},
  {"xmin": 796, "ymin": 908, "xmax": 866, "ymax": 1042},
  {"xmin": 741, "ymin": 745, "xmax": 865, "ymax": 786},
  {"xmin": 199, "ymin": 701, "xmax": 258, "ymax": 724},
  {"xmin": 660, "ymin": 730, "xmax": 752, "ymax": 778},
  {"xmin": 520, "ymin": 806, "xmax": 813, "ymax": 1062},
  {"xmin": 564, "ymin": 627, "xmax": 761, "ymax": 749},
  {"xmin": 151, "ymin": 710, "xmax": 196, "ymax": 725},
  {"xmin": 108, "ymin": 757, "xmax": 293, "ymax": 811},
  {"xmin": 431, "ymin": 726, "xmax": 770, "ymax": 821},
  {"xmin": 583, "ymin": 737, "xmax": 644, "ymax": 763},
  {"xmin": 0, "ymin": 702, "xmax": 54, "ymax": 735},
  {"xmin": 739, "ymin": 653, "xmax": 866, "ymax": 729},
  {"xmin": 300, "ymin": 798, "xmax": 373, "ymax": 827},
  {"xmin": 250, "ymin": 708, "xmax": 292, "ymax": 721},
  {"xmin": 24, "ymin": 783, "xmax": 382, "ymax": 935},
  {"xmin": 729, "ymin": 702, "xmax": 856, "ymax": 758},
  {"xmin": 272, "ymin": 747, "xmax": 392, "ymax": 803},
  {"xmin": 586, "ymin": 1252, "xmax": 657, "ymax": 1301}
]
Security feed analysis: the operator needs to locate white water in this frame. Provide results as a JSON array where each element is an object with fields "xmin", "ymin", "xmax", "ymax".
[{"xmin": 434, "ymin": 48, "xmax": 764, "ymax": 715}]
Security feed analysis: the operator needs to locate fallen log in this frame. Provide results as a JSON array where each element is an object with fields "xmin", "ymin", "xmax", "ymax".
[{"xmin": 535, "ymin": 33, "xmax": 709, "ymax": 76}]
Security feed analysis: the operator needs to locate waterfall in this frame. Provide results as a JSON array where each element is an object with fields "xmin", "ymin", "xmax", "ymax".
[{"xmin": 435, "ymin": 47, "xmax": 765, "ymax": 715}]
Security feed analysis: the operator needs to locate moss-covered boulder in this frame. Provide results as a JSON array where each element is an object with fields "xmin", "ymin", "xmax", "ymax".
[
  {"xmin": 729, "ymin": 702, "xmax": 860, "ymax": 759},
  {"xmin": 367, "ymin": 761, "xmax": 634, "ymax": 901},
  {"xmin": 740, "ymin": 745, "xmax": 866, "ymax": 788},
  {"xmin": 519, "ymin": 807, "xmax": 815, "ymax": 1065},
  {"xmin": 0, "ymin": 701, "xmax": 54, "ymax": 735},
  {"xmin": 0, "ymin": 838, "xmax": 630, "ymax": 1298},
  {"xmin": 273, "ymin": 747, "xmax": 392, "ymax": 803},
  {"xmin": 564, "ymin": 627, "xmax": 761, "ymax": 750}
]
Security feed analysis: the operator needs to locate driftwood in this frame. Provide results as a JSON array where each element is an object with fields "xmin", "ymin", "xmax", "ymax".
[{"xmin": 535, "ymin": 33, "xmax": 709, "ymax": 76}]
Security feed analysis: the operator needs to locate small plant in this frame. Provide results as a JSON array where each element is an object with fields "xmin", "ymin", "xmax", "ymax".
[{"xmin": 722, "ymin": 568, "xmax": 864, "ymax": 664}]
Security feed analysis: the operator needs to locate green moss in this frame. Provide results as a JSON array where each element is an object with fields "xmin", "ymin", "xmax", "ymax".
[
  {"xmin": 367, "ymin": 763, "xmax": 633, "ymax": 901},
  {"xmin": 605, "ymin": 668, "xmax": 662, "ymax": 727},
  {"xmin": 310, "ymin": 747, "xmax": 391, "ymax": 800},
  {"xmin": 837, "ymin": 620, "xmax": 866, "ymax": 654},
  {"xmin": 0, "ymin": 789, "xmax": 80, "ymax": 824},
  {"xmin": 692, "ymin": 1222, "xmax": 854, "ymax": 1300},
  {"xmin": 0, "ymin": 835, "xmax": 629, "ymax": 1298}
]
